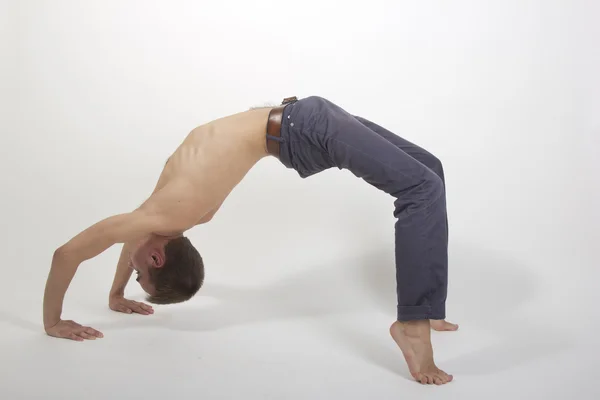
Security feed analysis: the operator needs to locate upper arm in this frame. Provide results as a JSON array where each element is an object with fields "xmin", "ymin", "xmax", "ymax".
[
  {"xmin": 58, "ymin": 177, "xmax": 210, "ymax": 262},
  {"xmin": 58, "ymin": 210, "xmax": 166, "ymax": 263}
]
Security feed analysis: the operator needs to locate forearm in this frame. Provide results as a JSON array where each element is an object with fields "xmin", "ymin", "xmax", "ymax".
[
  {"xmin": 43, "ymin": 250, "xmax": 79, "ymax": 328},
  {"xmin": 42, "ymin": 210, "xmax": 169, "ymax": 329},
  {"xmin": 109, "ymin": 243, "xmax": 134, "ymax": 298}
]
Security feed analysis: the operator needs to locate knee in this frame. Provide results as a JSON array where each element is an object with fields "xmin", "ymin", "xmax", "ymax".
[
  {"xmin": 418, "ymin": 169, "xmax": 445, "ymax": 209},
  {"xmin": 393, "ymin": 170, "xmax": 444, "ymax": 218},
  {"xmin": 424, "ymin": 169, "xmax": 444, "ymax": 197},
  {"xmin": 425, "ymin": 153, "xmax": 444, "ymax": 179},
  {"xmin": 431, "ymin": 154, "xmax": 443, "ymax": 172}
]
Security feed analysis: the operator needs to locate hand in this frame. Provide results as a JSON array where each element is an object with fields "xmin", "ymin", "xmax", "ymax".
[
  {"xmin": 45, "ymin": 320, "xmax": 103, "ymax": 341},
  {"xmin": 109, "ymin": 295, "xmax": 154, "ymax": 315}
]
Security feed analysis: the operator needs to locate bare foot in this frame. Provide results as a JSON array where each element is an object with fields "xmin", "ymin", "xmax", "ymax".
[
  {"xmin": 390, "ymin": 320, "xmax": 453, "ymax": 385},
  {"xmin": 430, "ymin": 319, "xmax": 459, "ymax": 332}
]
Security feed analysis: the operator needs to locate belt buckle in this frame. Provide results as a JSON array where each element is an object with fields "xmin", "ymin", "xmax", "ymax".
[{"xmin": 281, "ymin": 96, "xmax": 298, "ymax": 105}]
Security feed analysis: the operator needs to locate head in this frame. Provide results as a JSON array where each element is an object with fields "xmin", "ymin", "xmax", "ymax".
[{"xmin": 129, "ymin": 234, "xmax": 204, "ymax": 304}]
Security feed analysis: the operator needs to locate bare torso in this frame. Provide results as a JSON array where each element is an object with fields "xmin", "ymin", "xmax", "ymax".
[{"xmin": 141, "ymin": 107, "xmax": 274, "ymax": 230}]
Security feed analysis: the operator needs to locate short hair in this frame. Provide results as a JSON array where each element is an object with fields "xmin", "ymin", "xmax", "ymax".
[{"xmin": 145, "ymin": 236, "xmax": 204, "ymax": 304}]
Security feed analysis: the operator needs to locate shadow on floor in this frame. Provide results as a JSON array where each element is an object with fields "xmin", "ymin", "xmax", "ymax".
[
  {"xmin": 96, "ymin": 255, "xmax": 376, "ymax": 333},
  {"xmin": 339, "ymin": 241, "xmax": 570, "ymax": 376},
  {"xmin": 0, "ymin": 311, "xmax": 40, "ymax": 332},
  {"xmin": 0, "ymin": 241, "xmax": 567, "ymax": 379}
]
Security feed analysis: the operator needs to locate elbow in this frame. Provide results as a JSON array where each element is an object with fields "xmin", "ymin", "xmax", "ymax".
[
  {"xmin": 53, "ymin": 245, "xmax": 73, "ymax": 262},
  {"xmin": 52, "ymin": 245, "xmax": 80, "ymax": 267},
  {"xmin": 54, "ymin": 246, "xmax": 65, "ymax": 258},
  {"xmin": 53, "ymin": 247, "xmax": 66, "ymax": 260}
]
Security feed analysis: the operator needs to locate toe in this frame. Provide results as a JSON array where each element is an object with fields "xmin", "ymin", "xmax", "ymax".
[
  {"xmin": 439, "ymin": 371, "xmax": 453, "ymax": 383},
  {"xmin": 446, "ymin": 323, "xmax": 459, "ymax": 331},
  {"xmin": 416, "ymin": 373, "xmax": 427, "ymax": 385},
  {"xmin": 433, "ymin": 375, "xmax": 443, "ymax": 385},
  {"xmin": 431, "ymin": 320, "xmax": 459, "ymax": 331}
]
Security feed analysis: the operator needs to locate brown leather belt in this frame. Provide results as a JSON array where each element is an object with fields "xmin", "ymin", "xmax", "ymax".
[{"xmin": 266, "ymin": 96, "xmax": 298, "ymax": 158}]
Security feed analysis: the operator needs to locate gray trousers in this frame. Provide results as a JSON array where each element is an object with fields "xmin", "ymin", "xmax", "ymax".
[{"xmin": 273, "ymin": 96, "xmax": 448, "ymax": 321}]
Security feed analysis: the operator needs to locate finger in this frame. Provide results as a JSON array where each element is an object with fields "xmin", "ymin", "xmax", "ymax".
[
  {"xmin": 130, "ymin": 301, "xmax": 152, "ymax": 313},
  {"xmin": 68, "ymin": 333, "xmax": 84, "ymax": 341},
  {"xmin": 139, "ymin": 303, "xmax": 154, "ymax": 313},
  {"xmin": 131, "ymin": 305, "xmax": 151, "ymax": 315},
  {"xmin": 77, "ymin": 331, "xmax": 96, "ymax": 340},
  {"xmin": 128, "ymin": 300, "xmax": 153, "ymax": 311},
  {"xmin": 84, "ymin": 327, "xmax": 104, "ymax": 338}
]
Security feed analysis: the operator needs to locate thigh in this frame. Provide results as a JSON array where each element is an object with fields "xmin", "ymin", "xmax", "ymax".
[
  {"xmin": 353, "ymin": 115, "xmax": 444, "ymax": 180},
  {"xmin": 312, "ymin": 98, "xmax": 439, "ymax": 197}
]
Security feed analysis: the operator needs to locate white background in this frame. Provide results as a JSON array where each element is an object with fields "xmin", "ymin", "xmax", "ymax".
[{"xmin": 1, "ymin": 0, "xmax": 599, "ymax": 399}]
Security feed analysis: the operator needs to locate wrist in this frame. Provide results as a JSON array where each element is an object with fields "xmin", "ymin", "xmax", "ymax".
[
  {"xmin": 44, "ymin": 318, "xmax": 60, "ymax": 330},
  {"xmin": 109, "ymin": 290, "xmax": 125, "ymax": 299}
]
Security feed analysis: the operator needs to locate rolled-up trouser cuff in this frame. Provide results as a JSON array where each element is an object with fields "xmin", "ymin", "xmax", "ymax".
[{"xmin": 397, "ymin": 304, "xmax": 445, "ymax": 321}]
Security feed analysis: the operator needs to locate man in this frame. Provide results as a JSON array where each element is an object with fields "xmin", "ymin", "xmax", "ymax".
[{"xmin": 43, "ymin": 96, "xmax": 457, "ymax": 385}]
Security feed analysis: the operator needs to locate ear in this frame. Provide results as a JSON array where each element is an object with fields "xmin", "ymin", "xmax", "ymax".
[{"xmin": 150, "ymin": 250, "xmax": 165, "ymax": 268}]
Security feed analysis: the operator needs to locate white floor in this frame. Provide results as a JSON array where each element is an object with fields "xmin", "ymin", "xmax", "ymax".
[{"xmin": 2, "ymin": 220, "xmax": 599, "ymax": 399}]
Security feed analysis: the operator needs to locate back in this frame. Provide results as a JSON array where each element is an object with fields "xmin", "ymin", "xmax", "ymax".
[{"xmin": 143, "ymin": 107, "xmax": 273, "ymax": 224}]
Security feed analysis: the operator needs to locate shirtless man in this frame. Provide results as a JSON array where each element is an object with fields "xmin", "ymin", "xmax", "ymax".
[{"xmin": 43, "ymin": 96, "xmax": 457, "ymax": 385}]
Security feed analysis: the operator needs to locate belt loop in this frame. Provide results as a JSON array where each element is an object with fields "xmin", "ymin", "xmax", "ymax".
[
  {"xmin": 281, "ymin": 96, "xmax": 298, "ymax": 105},
  {"xmin": 266, "ymin": 134, "xmax": 283, "ymax": 142}
]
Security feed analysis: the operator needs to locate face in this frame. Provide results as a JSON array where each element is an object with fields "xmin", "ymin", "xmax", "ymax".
[{"xmin": 128, "ymin": 235, "xmax": 167, "ymax": 295}]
